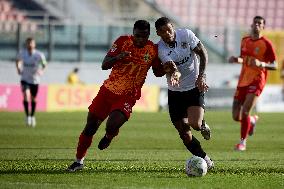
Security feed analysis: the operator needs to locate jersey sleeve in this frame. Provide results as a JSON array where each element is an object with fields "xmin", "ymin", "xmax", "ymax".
[
  {"xmin": 264, "ymin": 40, "xmax": 277, "ymax": 63},
  {"xmin": 39, "ymin": 52, "xmax": 47, "ymax": 66},
  {"xmin": 107, "ymin": 36, "xmax": 124, "ymax": 57},
  {"xmin": 186, "ymin": 29, "xmax": 200, "ymax": 50},
  {"xmin": 240, "ymin": 37, "xmax": 248, "ymax": 57}
]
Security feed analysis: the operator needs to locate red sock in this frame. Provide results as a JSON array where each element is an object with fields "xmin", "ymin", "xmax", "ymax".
[
  {"xmin": 240, "ymin": 114, "xmax": 251, "ymax": 140},
  {"xmin": 76, "ymin": 133, "xmax": 93, "ymax": 160}
]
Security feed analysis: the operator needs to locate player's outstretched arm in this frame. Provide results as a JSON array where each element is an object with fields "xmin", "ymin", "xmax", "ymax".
[
  {"xmin": 193, "ymin": 42, "xmax": 209, "ymax": 92},
  {"xmin": 251, "ymin": 59, "xmax": 277, "ymax": 70},
  {"xmin": 152, "ymin": 57, "xmax": 166, "ymax": 77},
  {"xmin": 102, "ymin": 51, "xmax": 131, "ymax": 70},
  {"xmin": 15, "ymin": 59, "xmax": 22, "ymax": 75},
  {"xmin": 228, "ymin": 56, "xmax": 243, "ymax": 64}
]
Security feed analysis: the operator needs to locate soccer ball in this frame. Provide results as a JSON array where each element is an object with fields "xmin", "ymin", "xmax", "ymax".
[{"xmin": 185, "ymin": 156, "xmax": 208, "ymax": 177}]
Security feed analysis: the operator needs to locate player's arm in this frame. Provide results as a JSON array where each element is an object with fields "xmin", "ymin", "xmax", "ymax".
[
  {"xmin": 163, "ymin": 60, "xmax": 181, "ymax": 86},
  {"xmin": 192, "ymin": 42, "xmax": 209, "ymax": 92},
  {"xmin": 252, "ymin": 59, "xmax": 277, "ymax": 70},
  {"xmin": 101, "ymin": 51, "xmax": 131, "ymax": 70},
  {"xmin": 158, "ymin": 46, "xmax": 181, "ymax": 86},
  {"xmin": 37, "ymin": 54, "xmax": 47, "ymax": 76},
  {"xmin": 15, "ymin": 58, "xmax": 22, "ymax": 75},
  {"xmin": 41, "ymin": 54, "xmax": 47, "ymax": 70},
  {"xmin": 228, "ymin": 56, "xmax": 244, "ymax": 64},
  {"xmin": 152, "ymin": 57, "xmax": 166, "ymax": 77}
]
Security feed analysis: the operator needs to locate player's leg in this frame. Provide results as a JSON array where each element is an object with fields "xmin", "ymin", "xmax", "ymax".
[
  {"xmin": 168, "ymin": 89, "xmax": 213, "ymax": 169},
  {"xmin": 68, "ymin": 86, "xmax": 109, "ymax": 172},
  {"xmin": 21, "ymin": 81, "xmax": 31, "ymax": 126},
  {"xmin": 68, "ymin": 112, "xmax": 102, "ymax": 172},
  {"xmin": 98, "ymin": 96, "xmax": 135, "ymax": 150},
  {"xmin": 187, "ymin": 106, "xmax": 204, "ymax": 130},
  {"xmin": 173, "ymin": 119, "xmax": 214, "ymax": 169},
  {"xmin": 187, "ymin": 106, "xmax": 210, "ymax": 140},
  {"xmin": 237, "ymin": 93, "xmax": 258, "ymax": 149},
  {"xmin": 98, "ymin": 110, "xmax": 128, "ymax": 150},
  {"xmin": 30, "ymin": 84, "xmax": 39, "ymax": 127},
  {"xmin": 186, "ymin": 88, "xmax": 211, "ymax": 140},
  {"xmin": 232, "ymin": 99, "xmax": 242, "ymax": 122}
]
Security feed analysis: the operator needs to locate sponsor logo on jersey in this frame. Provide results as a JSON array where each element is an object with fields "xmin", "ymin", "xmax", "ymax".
[
  {"xmin": 254, "ymin": 47, "xmax": 260, "ymax": 54},
  {"xmin": 175, "ymin": 56, "xmax": 190, "ymax": 65},
  {"xmin": 110, "ymin": 44, "xmax": 117, "ymax": 52},
  {"xmin": 181, "ymin": 42, "xmax": 188, "ymax": 49},
  {"xmin": 144, "ymin": 52, "xmax": 150, "ymax": 62}
]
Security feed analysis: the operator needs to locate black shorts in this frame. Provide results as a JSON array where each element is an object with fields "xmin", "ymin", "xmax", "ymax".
[
  {"xmin": 168, "ymin": 87, "xmax": 205, "ymax": 122},
  {"xmin": 21, "ymin": 80, "xmax": 39, "ymax": 97}
]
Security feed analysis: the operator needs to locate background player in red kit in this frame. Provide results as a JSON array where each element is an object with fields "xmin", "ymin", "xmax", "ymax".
[
  {"xmin": 229, "ymin": 16, "xmax": 277, "ymax": 151},
  {"xmin": 67, "ymin": 20, "xmax": 164, "ymax": 171}
]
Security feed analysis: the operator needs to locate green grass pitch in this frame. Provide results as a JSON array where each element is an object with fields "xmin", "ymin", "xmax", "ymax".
[{"xmin": 0, "ymin": 111, "xmax": 283, "ymax": 189}]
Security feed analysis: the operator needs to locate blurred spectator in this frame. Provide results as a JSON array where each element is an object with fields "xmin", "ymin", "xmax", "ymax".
[{"xmin": 67, "ymin": 67, "xmax": 84, "ymax": 85}]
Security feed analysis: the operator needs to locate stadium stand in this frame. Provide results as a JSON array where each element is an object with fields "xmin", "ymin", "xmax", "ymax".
[
  {"xmin": 155, "ymin": 0, "xmax": 284, "ymax": 29},
  {"xmin": 0, "ymin": 0, "xmax": 283, "ymax": 62},
  {"xmin": 153, "ymin": 0, "xmax": 284, "ymax": 62},
  {"xmin": 0, "ymin": 0, "xmax": 38, "ymax": 32}
]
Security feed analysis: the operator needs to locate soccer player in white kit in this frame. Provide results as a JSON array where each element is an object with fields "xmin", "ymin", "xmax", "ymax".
[
  {"xmin": 16, "ymin": 37, "xmax": 47, "ymax": 127},
  {"xmin": 155, "ymin": 17, "xmax": 214, "ymax": 169}
]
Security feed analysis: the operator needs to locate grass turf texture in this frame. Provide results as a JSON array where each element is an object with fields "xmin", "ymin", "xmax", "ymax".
[{"xmin": 0, "ymin": 111, "xmax": 283, "ymax": 189}]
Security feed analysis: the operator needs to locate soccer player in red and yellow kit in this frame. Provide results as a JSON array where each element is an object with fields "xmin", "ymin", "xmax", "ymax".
[
  {"xmin": 67, "ymin": 20, "xmax": 164, "ymax": 171},
  {"xmin": 229, "ymin": 16, "xmax": 277, "ymax": 151}
]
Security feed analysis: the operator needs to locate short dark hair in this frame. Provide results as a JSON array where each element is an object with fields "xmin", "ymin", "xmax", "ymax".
[
  {"xmin": 155, "ymin": 17, "xmax": 171, "ymax": 29},
  {"xmin": 74, "ymin": 67, "xmax": 79, "ymax": 73},
  {"xmin": 134, "ymin": 20, "xmax": 150, "ymax": 32},
  {"xmin": 254, "ymin": 15, "xmax": 265, "ymax": 25},
  {"xmin": 25, "ymin": 37, "xmax": 34, "ymax": 43}
]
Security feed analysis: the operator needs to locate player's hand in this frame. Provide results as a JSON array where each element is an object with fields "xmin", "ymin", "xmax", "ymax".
[
  {"xmin": 228, "ymin": 56, "xmax": 236, "ymax": 63},
  {"xmin": 195, "ymin": 74, "xmax": 209, "ymax": 92},
  {"xmin": 37, "ymin": 69, "xmax": 44, "ymax": 76},
  {"xmin": 229, "ymin": 56, "xmax": 243, "ymax": 64},
  {"xmin": 170, "ymin": 71, "xmax": 181, "ymax": 86},
  {"xmin": 251, "ymin": 58, "xmax": 265, "ymax": 68},
  {"xmin": 163, "ymin": 61, "xmax": 177, "ymax": 73}
]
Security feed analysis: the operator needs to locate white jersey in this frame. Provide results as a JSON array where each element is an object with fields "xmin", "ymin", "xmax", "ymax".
[
  {"xmin": 158, "ymin": 28, "xmax": 200, "ymax": 91},
  {"xmin": 17, "ymin": 49, "xmax": 47, "ymax": 84}
]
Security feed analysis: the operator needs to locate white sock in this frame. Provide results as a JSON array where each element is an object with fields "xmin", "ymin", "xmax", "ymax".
[
  {"xmin": 204, "ymin": 155, "xmax": 210, "ymax": 161},
  {"xmin": 76, "ymin": 158, "xmax": 84, "ymax": 164},
  {"xmin": 240, "ymin": 139, "xmax": 246, "ymax": 145},
  {"xmin": 250, "ymin": 116, "xmax": 256, "ymax": 124}
]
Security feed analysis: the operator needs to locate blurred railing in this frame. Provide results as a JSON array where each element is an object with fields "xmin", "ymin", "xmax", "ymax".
[{"xmin": 0, "ymin": 21, "xmax": 143, "ymax": 62}]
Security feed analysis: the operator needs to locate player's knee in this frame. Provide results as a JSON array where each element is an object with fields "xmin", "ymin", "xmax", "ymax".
[
  {"xmin": 105, "ymin": 126, "xmax": 119, "ymax": 138},
  {"xmin": 83, "ymin": 125, "xmax": 97, "ymax": 136},
  {"xmin": 188, "ymin": 121, "xmax": 202, "ymax": 131},
  {"xmin": 179, "ymin": 131, "xmax": 192, "ymax": 142},
  {"xmin": 232, "ymin": 114, "xmax": 240, "ymax": 121},
  {"xmin": 83, "ymin": 120, "xmax": 101, "ymax": 136},
  {"xmin": 242, "ymin": 110, "xmax": 250, "ymax": 116}
]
